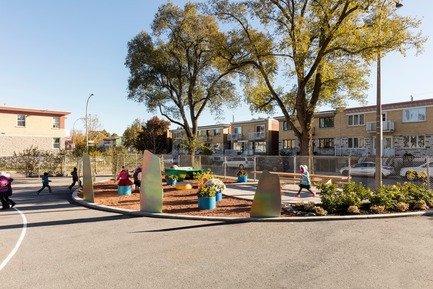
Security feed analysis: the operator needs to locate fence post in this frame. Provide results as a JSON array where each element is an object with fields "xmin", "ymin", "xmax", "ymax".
[
  {"xmin": 293, "ymin": 155, "xmax": 297, "ymax": 173},
  {"xmin": 63, "ymin": 155, "xmax": 67, "ymax": 176},
  {"xmin": 348, "ymin": 156, "xmax": 351, "ymax": 178},
  {"xmin": 253, "ymin": 155, "xmax": 256, "ymax": 181},
  {"xmin": 427, "ymin": 156, "xmax": 431, "ymax": 190},
  {"xmin": 38, "ymin": 157, "xmax": 41, "ymax": 178},
  {"xmin": 224, "ymin": 155, "xmax": 227, "ymax": 179}
]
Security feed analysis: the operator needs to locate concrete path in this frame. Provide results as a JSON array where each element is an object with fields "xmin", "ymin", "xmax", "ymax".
[{"xmin": 224, "ymin": 181, "xmax": 320, "ymax": 203}]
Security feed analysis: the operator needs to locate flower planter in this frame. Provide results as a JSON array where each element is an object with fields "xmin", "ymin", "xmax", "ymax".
[
  {"xmin": 216, "ymin": 191, "xmax": 223, "ymax": 202},
  {"xmin": 237, "ymin": 176, "xmax": 248, "ymax": 183},
  {"xmin": 118, "ymin": 185, "xmax": 132, "ymax": 196},
  {"xmin": 167, "ymin": 179, "xmax": 177, "ymax": 185},
  {"xmin": 198, "ymin": 196, "xmax": 216, "ymax": 210}
]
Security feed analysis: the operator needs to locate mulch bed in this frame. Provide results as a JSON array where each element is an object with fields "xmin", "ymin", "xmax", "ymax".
[{"xmin": 79, "ymin": 178, "xmax": 294, "ymax": 218}]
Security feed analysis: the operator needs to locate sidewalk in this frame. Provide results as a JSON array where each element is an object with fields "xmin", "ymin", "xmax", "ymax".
[{"xmin": 224, "ymin": 181, "xmax": 320, "ymax": 204}]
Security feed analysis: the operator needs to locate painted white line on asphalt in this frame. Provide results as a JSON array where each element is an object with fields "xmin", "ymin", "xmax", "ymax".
[{"xmin": 0, "ymin": 208, "xmax": 27, "ymax": 271}]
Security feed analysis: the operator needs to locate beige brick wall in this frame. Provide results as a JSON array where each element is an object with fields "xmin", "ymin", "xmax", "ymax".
[{"xmin": 0, "ymin": 135, "xmax": 66, "ymax": 156}]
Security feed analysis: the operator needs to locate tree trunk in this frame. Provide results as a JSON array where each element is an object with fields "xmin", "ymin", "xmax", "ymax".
[{"xmin": 298, "ymin": 127, "xmax": 314, "ymax": 173}]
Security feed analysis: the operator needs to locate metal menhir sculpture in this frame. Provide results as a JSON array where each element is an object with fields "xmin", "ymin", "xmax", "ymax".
[
  {"xmin": 250, "ymin": 171, "xmax": 281, "ymax": 218},
  {"xmin": 140, "ymin": 150, "xmax": 163, "ymax": 213},
  {"xmin": 82, "ymin": 152, "xmax": 94, "ymax": 203}
]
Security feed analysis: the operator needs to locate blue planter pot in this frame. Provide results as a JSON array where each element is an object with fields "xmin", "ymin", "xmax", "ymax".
[
  {"xmin": 198, "ymin": 196, "xmax": 216, "ymax": 210},
  {"xmin": 118, "ymin": 185, "xmax": 132, "ymax": 196},
  {"xmin": 237, "ymin": 176, "xmax": 248, "ymax": 183},
  {"xmin": 216, "ymin": 191, "xmax": 223, "ymax": 202},
  {"xmin": 167, "ymin": 179, "xmax": 177, "ymax": 185}
]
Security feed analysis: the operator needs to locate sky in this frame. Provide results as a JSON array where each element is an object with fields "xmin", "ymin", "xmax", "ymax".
[{"xmin": 1, "ymin": 0, "xmax": 433, "ymax": 136}]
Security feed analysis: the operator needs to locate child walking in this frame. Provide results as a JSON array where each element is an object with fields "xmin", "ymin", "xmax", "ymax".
[
  {"xmin": 37, "ymin": 172, "xmax": 52, "ymax": 195},
  {"xmin": 69, "ymin": 167, "xmax": 79, "ymax": 191},
  {"xmin": 296, "ymin": 165, "xmax": 316, "ymax": 198}
]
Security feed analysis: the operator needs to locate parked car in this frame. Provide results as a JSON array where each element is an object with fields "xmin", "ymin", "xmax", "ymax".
[
  {"xmin": 399, "ymin": 161, "xmax": 433, "ymax": 181},
  {"xmin": 339, "ymin": 162, "xmax": 395, "ymax": 178},
  {"xmin": 223, "ymin": 157, "xmax": 254, "ymax": 169},
  {"xmin": 256, "ymin": 157, "xmax": 285, "ymax": 172}
]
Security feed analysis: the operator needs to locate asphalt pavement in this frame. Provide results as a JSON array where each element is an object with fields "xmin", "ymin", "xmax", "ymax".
[{"xmin": 2, "ymin": 176, "xmax": 433, "ymax": 289}]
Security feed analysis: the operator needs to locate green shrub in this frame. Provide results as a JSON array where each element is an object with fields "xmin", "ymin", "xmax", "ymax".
[
  {"xmin": 313, "ymin": 206, "xmax": 328, "ymax": 216},
  {"xmin": 303, "ymin": 202, "xmax": 316, "ymax": 212},
  {"xmin": 347, "ymin": 205, "xmax": 360, "ymax": 214},
  {"xmin": 342, "ymin": 182, "xmax": 372, "ymax": 201},
  {"xmin": 319, "ymin": 182, "xmax": 369, "ymax": 214},
  {"xmin": 413, "ymin": 200, "xmax": 429, "ymax": 210},
  {"xmin": 293, "ymin": 201, "xmax": 305, "ymax": 210},
  {"xmin": 370, "ymin": 205, "xmax": 385, "ymax": 214},
  {"xmin": 395, "ymin": 202, "xmax": 409, "ymax": 212},
  {"xmin": 319, "ymin": 182, "xmax": 433, "ymax": 214}
]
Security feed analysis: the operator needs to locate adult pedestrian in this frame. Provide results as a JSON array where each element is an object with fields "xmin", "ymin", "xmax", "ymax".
[
  {"xmin": 37, "ymin": 172, "xmax": 52, "ymax": 195},
  {"xmin": 69, "ymin": 167, "xmax": 79, "ymax": 191}
]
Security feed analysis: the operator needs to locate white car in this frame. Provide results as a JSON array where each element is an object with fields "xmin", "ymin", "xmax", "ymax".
[
  {"xmin": 339, "ymin": 162, "xmax": 395, "ymax": 178},
  {"xmin": 399, "ymin": 161, "xmax": 433, "ymax": 181},
  {"xmin": 223, "ymin": 157, "xmax": 254, "ymax": 169}
]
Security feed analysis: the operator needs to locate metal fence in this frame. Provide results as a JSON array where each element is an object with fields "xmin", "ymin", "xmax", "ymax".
[{"xmin": 1, "ymin": 153, "xmax": 431, "ymax": 190}]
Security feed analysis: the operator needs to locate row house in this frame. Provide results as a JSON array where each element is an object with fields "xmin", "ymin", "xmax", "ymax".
[
  {"xmin": 170, "ymin": 118, "xmax": 279, "ymax": 156},
  {"xmin": 169, "ymin": 98, "xmax": 433, "ymax": 158},
  {"xmin": 226, "ymin": 118, "xmax": 279, "ymax": 155},
  {"xmin": 0, "ymin": 106, "xmax": 70, "ymax": 156},
  {"xmin": 277, "ymin": 98, "xmax": 433, "ymax": 158},
  {"xmin": 171, "ymin": 124, "xmax": 231, "ymax": 155},
  {"xmin": 97, "ymin": 136, "xmax": 123, "ymax": 152}
]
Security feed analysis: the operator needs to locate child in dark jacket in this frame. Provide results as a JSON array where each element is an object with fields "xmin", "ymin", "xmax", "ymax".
[{"xmin": 37, "ymin": 172, "xmax": 52, "ymax": 195}]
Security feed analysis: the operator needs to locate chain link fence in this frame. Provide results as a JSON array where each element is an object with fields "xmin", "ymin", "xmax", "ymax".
[{"xmin": 1, "ymin": 152, "xmax": 431, "ymax": 190}]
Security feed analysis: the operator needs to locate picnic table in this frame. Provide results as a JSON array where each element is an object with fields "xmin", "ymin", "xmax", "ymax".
[{"xmin": 164, "ymin": 167, "xmax": 204, "ymax": 181}]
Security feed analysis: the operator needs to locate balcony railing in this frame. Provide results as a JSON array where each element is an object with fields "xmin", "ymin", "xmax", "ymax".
[
  {"xmin": 248, "ymin": 131, "xmax": 266, "ymax": 140},
  {"xmin": 366, "ymin": 121, "xmax": 395, "ymax": 132},
  {"xmin": 228, "ymin": 133, "xmax": 243, "ymax": 141},
  {"xmin": 199, "ymin": 135, "xmax": 213, "ymax": 142},
  {"xmin": 335, "ymin": 148, "xmax": 369, "ymax": 156}
]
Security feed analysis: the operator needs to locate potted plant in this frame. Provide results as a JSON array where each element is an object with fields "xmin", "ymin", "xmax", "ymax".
[
  {"xmin": 166, "ymin": 174, "xmax": 178, "ymax": 185},
  {"xmin": 204, "ymin": 178, "xmax": 226, "ymax": 202},
  {"xmin": 236, "ymin": 169, "xmax": 248, "ymax": 183},
  {"xmin": 197, "ymin": 186, "xmax": 217, "ymax": 210},
  {"xmin": 194, "ymin": 168, "xmax": 215, "ymax": 188}
]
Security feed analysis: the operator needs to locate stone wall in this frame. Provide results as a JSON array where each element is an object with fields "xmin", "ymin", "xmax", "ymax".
[{"xmin": 0, "ymin": 135, "xmax": 65, "ymax": 156}]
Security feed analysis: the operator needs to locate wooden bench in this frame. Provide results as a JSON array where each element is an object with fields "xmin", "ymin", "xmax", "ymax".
[{"xmin": 251, "ymin": 171, "xmax": 350, "ymax": 186}]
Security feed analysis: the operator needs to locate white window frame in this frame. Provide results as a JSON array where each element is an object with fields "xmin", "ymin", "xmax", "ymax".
[
  {"xmin": 283, "ymin": 121, "xmax": 292, "ymax": 131},
  {"xmin": 402, "ymin": 135, "xmax": 425, "ymax": 148},
  {"xmin": 53, "ymin": 117, "xmax": 60, "ymax": 128},
  {"xmin": 319, "ymin": 116, "xmax": 334, "ymax": 128},
  {"xmin": 53, "ymin": 138, "xmax": 61, "ymax": 149},
  {"xmin": 348, "ymin": 137, "xmax": 362, "ymax": 148},
  {"xmin": 255, "ymin": 141, "xmax": 266, "ymax": 153},
  {"xmin": 234, "ymin": 127, "xmax": 242, "ymax": 134},
  {"xmin": 347, "ymin": 114, "xmax": 365, "ymax": 126},
  {"xmin": 214, "ymin": 128, "xmax": 221, "ymax": 136},
  {"xmin": 402, "ymin": 107, "xmax": 426, "ymax": 123},
  {"xmin": 17, "ymin": 114, "xmax": 26, "ymax": 127},
  {"xmin": 256, "ymin": 125, "xmax": 265, "ymax": 132},
  {"xmin": 319, "ymin": 138, "xmax": 334, "ymax": 148},
  {"xmin": 282, "ymin": 139, "xmax": 296, "ymax": 149}
]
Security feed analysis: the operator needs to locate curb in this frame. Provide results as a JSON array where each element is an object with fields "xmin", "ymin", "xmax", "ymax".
[{"xmin": 71, "ymin": 191, "xmax": 433, "ymax": 222}]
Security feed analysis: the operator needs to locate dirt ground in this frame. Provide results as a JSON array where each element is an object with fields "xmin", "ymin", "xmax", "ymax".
[{"xmin": 80, "ymin": 178, "xmax": 293, "ymax": 218}]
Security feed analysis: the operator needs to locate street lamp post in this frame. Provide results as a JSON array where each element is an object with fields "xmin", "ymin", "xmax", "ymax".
[
  {"xmin": 85, "ymin": 93, "xmax": 94, "ymax": 152},
  {"xmin": 375, "ymin": 1, "xmax": 402, "ymax": 190}
]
